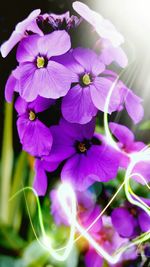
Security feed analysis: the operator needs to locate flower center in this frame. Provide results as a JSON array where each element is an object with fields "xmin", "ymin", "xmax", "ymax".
[
  {"xmin": 130, "ymin": 207, "xmax": 137, "ymax": 217},
  {"xmin": 82, "ymin": 74, "xmax": 91, "ymax": 86},
  {"xmin": 75, "ymin": 137, "xmax": 101, "ymax": 154},
  {"xmin": 78, "ymin": 142, "xmax": 87, "ymax": 153},
  {"xmin": 36, "ymin": 56, "xmax": 48, "ymax": 68},
  {"xmin": 29, "ymin": 111, "xmax": 36, "ymax": 121}
]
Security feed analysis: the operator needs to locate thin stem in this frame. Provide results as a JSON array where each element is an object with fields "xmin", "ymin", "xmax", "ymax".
[{"xmin": 0, "ymin": 102, "xmax": 13, "ymax": 223}]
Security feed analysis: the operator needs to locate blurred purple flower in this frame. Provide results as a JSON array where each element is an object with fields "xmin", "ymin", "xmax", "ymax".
[
  {"xmin": 73, "ymin": 1, "xmax": 128, "ymax": 69},
  {"xmin": 109, "ymin": 122, "xmax": 150, "ymax": 184},
  {"xmin": 73, "ymin": 1, "xmax": 124, "ymax": 47},
  {"xmin": 111, "ymin": 201, "xmax": 150, "ymax": 238},
  {"xmin": 12, "ymin": 31, "xmax": 72, "ymax": 101},
  {"xmin": 109, "ymin": 122, "xmax": 145, "ymax": 168},
  {"xmin": 15, "ymin": 96, "xmax": 53, "ymax": 157},
  {"xmin": 84, "ymin": 216, "xmax": 135, "ymax": 267},
  {"xmin": 98, "ymin": 39, "xmax": 128, "ymax": 68},
  {"xmin": 0, "ymin": 9, "xmax": 42, "ymax": 58},
  {"xmin": 118, "ymin": 84, "xmax": 144, "ymax": 124}
]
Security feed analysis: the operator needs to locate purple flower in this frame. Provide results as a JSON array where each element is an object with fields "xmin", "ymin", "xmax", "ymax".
[
  {"xmin": 33, "ymin": 159, "xmax": 59, "ymax": 196},
  {"xmin": 73, "ymin": 1, "xmax": 128, "ymax": 69},
  {"xmin": 111, "ymin": 201, "xmax": 150, "ymax": 238},
  {"xmin": 15, "ymin": 96, "xmax": 53, "ymax": 157},
  {"xmin": 45, "ymin": 118, "xmax": 120, "ymax": 191},
  {"xmin": 109, "ymin": 122, "xmax": 150, "ymax": 184},
  {"xmin": 84, "ymin": 216, "xmax": 134, "ymax": 267},
  {"xmin": 0, "ymin": 9, "xmax": 42, "ymax": 58},
  {"xmin": 98, "ymin": 39, "xmax": 128, "ymax": 68},
  {"xmin": 58, "ymin": 48, "xmax": 143, "ymax": 124},
  {"xmin": 59, "ymin": 48, "xmax": 122, "ymax": 124},
  {"xmin": 36, "ymin": 11, "xmax": 80, "ymax": 34},
  {"xmin": 12, "ymin": 31, "xmax": 72, "ymax": 101},
  {"xmin": 73, "ymin": 1, "xmax": 124, "ymax": 47},
  {"xmin": 4, "ymin": 71, "xmax": 19, "ymax": 102},
  {"xmin": 119, "ymin": 85, "xmax": 144, "ymax": 124},
  {"xmin": 109, "ymin": 122, "xmax": 145, "ymax": 168}
]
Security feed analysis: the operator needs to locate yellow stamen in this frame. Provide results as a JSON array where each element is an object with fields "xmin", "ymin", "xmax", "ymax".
[
  {"xmin": 82, "ymin": 74, "xmax": 91, "ymax": 86},
  {"xmin": 29, "ymin": 111, "xmax": 36, "ymax": 121},
  {"xmin": 36, "ymin": 56, "xmax": 45, "ymax": 68},
  {"xmin": 78, "ymin": 143, "xmax": 87, "ymax": 153}
]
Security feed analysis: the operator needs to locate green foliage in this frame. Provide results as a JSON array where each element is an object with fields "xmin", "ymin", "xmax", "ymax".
[{"xmin": 139, "ymin": 120, "xmax": 150, "ymax": 131}]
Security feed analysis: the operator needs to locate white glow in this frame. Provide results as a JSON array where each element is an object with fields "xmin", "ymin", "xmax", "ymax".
[{"xmin": 95, "ymin": 0, "xmax": 150, "ymax": 47}]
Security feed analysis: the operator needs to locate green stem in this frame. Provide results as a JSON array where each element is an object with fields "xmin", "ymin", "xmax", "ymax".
[
  {"xmin": 9, "ymin": 151, "xmax": 27, "ymax": 230},
  {"xmin": 0, "ymin": 102, "xmax": 13, "ymax": 223}
]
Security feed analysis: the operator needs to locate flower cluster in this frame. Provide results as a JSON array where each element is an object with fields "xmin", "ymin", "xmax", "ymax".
[{"xmin": 1, "ymin": 1, "xmax": 150, "ymax": 266}]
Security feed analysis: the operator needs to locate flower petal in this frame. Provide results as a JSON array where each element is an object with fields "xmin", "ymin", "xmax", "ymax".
[
  {"xmin": 16, "ymin": 63, "xmax": 39, "ymax": 101},
  {"xmin": 59, "ymin": 118, "xmax": 96, "ymax": 141},
  {"xmin": 73, "ymin": 47, "xmax": 105, "ymax": 75},
  {"xmin": 62, "ymin": 84, "xmax": 97, "ymax": 124},
  {"xmin": 85, "ymin": 248, "xmax": 103, "ymax": 267},
  {"xmin": 61, "ymin": 144, "xmax": 120, "ymax": 191},
  {"xmin": 5, "ymin": 73, "xmax": 18, "ymax": 102},
  {"xmin": 90, "ymin": 77, "xmax": 121, "ymax": 113},
  {"xmin": 47, "ymin": 124, "xmax": 75, "ymax": 162},
  {"xmin": 79, "ymin": 205, "xmax": 102, "ymax": 234},
  {"xmin": 99, "ymin": 40, "xmax": 128, "ymax": 68},
  {"xmin": 138, "ymin": 210, "xmax": 150, "ymax": 232},
  {"xmin": 17, "ymin": 35, "xmax": 39, "ymax": 62},
  {"xmin": 109, "ymin": 122, "xmax": 134, "ymax": 146},
  {"xmin": 73, "ymin": 1, "xmax": 124, "ymax": 46},
  {"xmin": 124, "ymin": 88, "xmax": 144, "ymax": 124},
  {"xmin": 15, "ymin": 97, "xmax": 28, "ymax": 114},
  {"xmin": 38, "ymin": 30, "xmax": 71, "ymax": 58},
  {"xmin": 1, "ymin": 9, "xmax": 41, "ymax": 58},
  {"xmin": 111, "ymin": 207, "xmax": 136, "ymax": 238},
  {"xmin": 33, "ymin": 159, "xmax": 47, "ymax": 196},
  {"xmin": 1, "ymin": 32, "xmax": 23, "ymax": 58},
  {"xmin": 54, "ymin": 51, "xmax": 84, "ymax": 82},
  {"xmin": 17, "ymin": 116, "xmax": 53, "ymax": 157},
  {"xmin": 132, "ymin": 161, "xmax": 150, "ymax": 184},
  {"xmin": 39, "ymin": 61, "xmax": 72, "ymax": 99},
  {"xmin": 28, "ymin": 96, "xmax": 54, "ymax": 113}
]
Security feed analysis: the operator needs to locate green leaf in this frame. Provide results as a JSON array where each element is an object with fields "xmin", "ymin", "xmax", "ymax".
[
  {"xmin": 95, "ymin": 125, "xmax": 105, "ymax": 134},
  {"xmin": 139, "ymin": 120, "xmax": 150, "ymax": 131},
  {"xmin": 0, "ymin": 256, "xmax": 25, "ymax": 267},
  {"xmin": 0, "ymin": 224, "xmax": 26, "ymax": 251},
  {"xmin": 0, "ymin": 256, "xmax": 15, "ymax": 267},
  {"xmin": 90, "ymin": 182, "xmax": 103, "ymax": 197},
  {"xmin": 9, "ymin": 151, "xmax": 28, "ymax": 230}
]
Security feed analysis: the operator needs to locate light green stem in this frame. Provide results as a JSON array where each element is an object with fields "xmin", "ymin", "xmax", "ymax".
[
  {"xmin": 9, "ymin": 151, "xmax": 27, "ymax": 229},
  {"xmin": 0, "ymin": 102, "xmax": 13, "ymax": 223}
]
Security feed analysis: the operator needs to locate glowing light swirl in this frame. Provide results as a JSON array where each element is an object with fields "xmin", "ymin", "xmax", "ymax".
[{"xmin": 9, "ymin": 185, "xmax": 77, "ymax": 262}]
